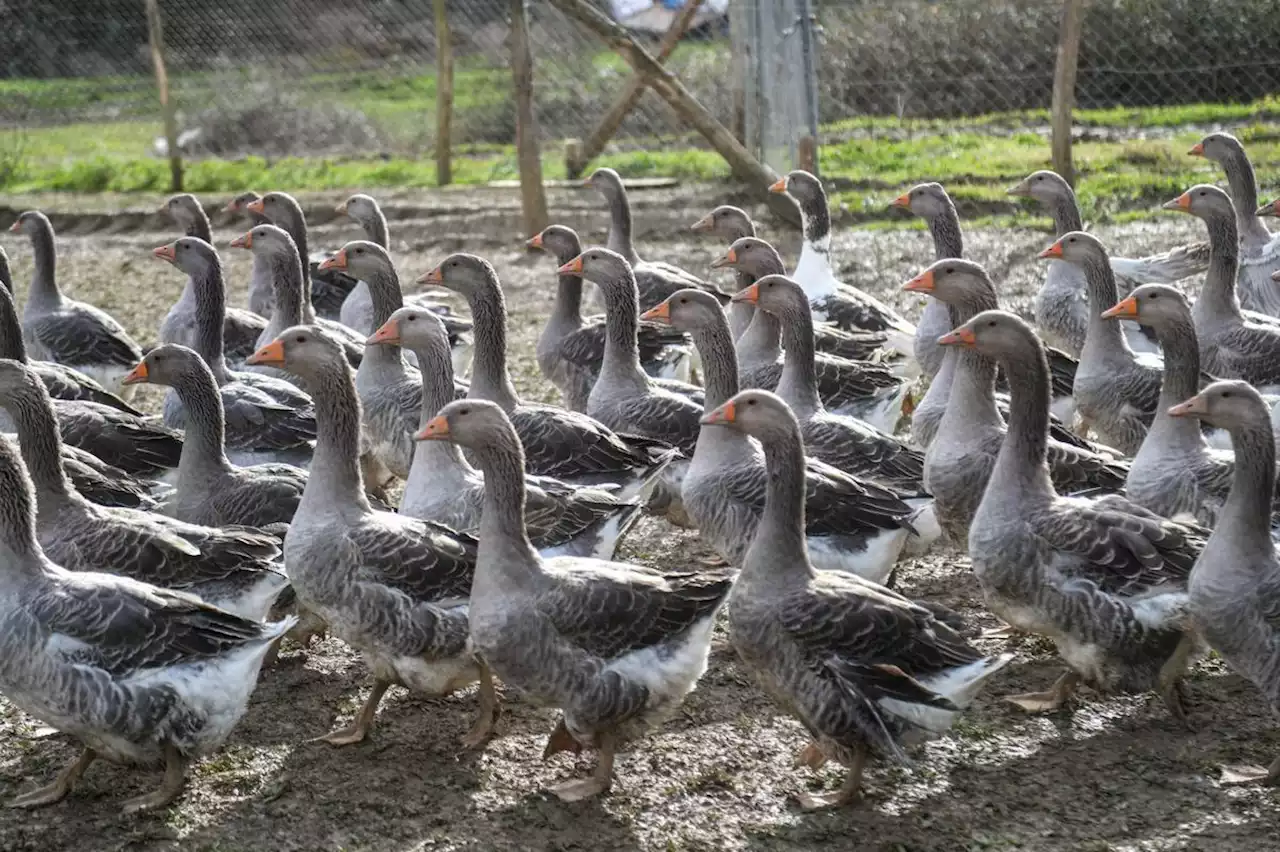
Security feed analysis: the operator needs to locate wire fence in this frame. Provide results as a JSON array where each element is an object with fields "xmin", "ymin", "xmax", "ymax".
[{"xmin": 2, "ymin": 0, "xmax": 1279, "ymax": 170}]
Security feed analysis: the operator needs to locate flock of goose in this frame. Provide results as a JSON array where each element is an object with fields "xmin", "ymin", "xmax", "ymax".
[{"xmin": 4, "ymin": 130, "xmax": 1280, "ymax": 816}]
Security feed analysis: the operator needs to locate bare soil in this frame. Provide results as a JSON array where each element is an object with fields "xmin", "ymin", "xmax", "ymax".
[{"xmin": 0, "ymin": 183, "xmax": 1276, "ymax": 852}]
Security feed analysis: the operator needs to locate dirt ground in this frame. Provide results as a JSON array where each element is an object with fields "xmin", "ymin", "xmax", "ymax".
[{"xmin": 0, "ymin": 182, "xmax": 1277, "ymax": 852}]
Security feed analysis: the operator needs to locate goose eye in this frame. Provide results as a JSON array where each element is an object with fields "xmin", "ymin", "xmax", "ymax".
[
  {"xmin": 944, "ymin": 267, "xmax": 954, "ymax": 274},
  {"xmin": 747, "ymin": 398, "xmax": 757, "ymax": 406},
  {"xmin": 406, "ymin": 314, "xmax": 416, "ymax": 322},
  {"xmin": 459, "ymin": 407, "xmax": 470, "ymax": 415},
  {"xmin": 355, "ymin": 247, "xmax": 364, "ymax": 254},
  {"xmin": 295, "ymin": 335, "xmax": 305, "ymax": 343}
]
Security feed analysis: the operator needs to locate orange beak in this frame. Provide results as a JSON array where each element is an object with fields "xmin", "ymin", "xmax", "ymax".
[
  {"xmin": 903, "ymin": 269, "xmax": 935, "ymax": 293},
  {"xmin": 317, "ymin": 249, "xmax": 347, "ymax": 271},
  {"xmin": 710, "ymin": 248, "xmax": 738, "ymax": 269},
  {"xmin": 731, "ymin": 283, "xmax": 760, "ymax": 304},
  {"xmin": 416, "ymin": 414, "xmax": 450, "ymax": 441},
  {"xmin": 768, "ymin": 177, "xmax": 788, "ymax": 194},
  {"xmin": 1100, "ymin": 296, "xmax": 1139, "ymax": 320},
  {"xmin": 889, "ymin": 191, "xmax": 912, "ymax": 209},
  {"xmin": 1162, "ymin": 192, "xmax": 1192, "ymax": 213},
  {"xmin": 221, "ymin": 199, "xmax": 240, "ymax": 213},
  {"xmin": 417, "ymin": 265, "xmax": 444, "ymax": 286},
  {"xmin": 1168, "ymin": 396, "xmax": 1207, "ymax": 418},
  {"xmin": 246, "ymin": 198, "xmax": 266, "ymax": 215},
  {"xmin": 335, "ymin": 201, "xmax": 349, "ymax": 215},
  {"xmin": 1257, "ymin": 200, "xmax": 1280, "ymax": 218},
  {"xmin": 558, "ymin": 256, "xmax": 585, "ymax": 276},
  {"xmin": 152, "ymin": 243, "xmax": 177, "ymax": 262},
  {"xmin": 7, "ymin": 220, "xmax": 20, "ymax": 232},
  {"xmin": 121, "ymin": 360, "xmax": 149, "ymax": 386},
  {"xmin": 526, "ymin": 232, "xmax": 544, "ymax": 250},
  {"xmin": 640, "ymin": 301, "xmax": 671, "ymax": 324},
  {"xmin": 367, "ymin": 317, "xmax": 401, "ymax": 346},
  {"xmin": 246, "ymin": 339, "xmax": 286, "ymax": 367},
  {"xmin": 1188, "ymin": 141, "xmax": 1205, "ymax": 157},
  {"xmin": 938, "ymin": 327, "xmax": 977, "ymax": 347},
  {"xmin": 1038, "ymin": 239, "xmax": 1065, "ymax": 259},
  {"xmin": 229, "ymin": 231, "xmax": 252, "ymax": 249},
  {"xmin": 690, "ymin": 213, "xmax": 714, "ymax": 232},
  {"xmin": 701, "ymin": 400, "xmax": 737, "ymax": 426}
]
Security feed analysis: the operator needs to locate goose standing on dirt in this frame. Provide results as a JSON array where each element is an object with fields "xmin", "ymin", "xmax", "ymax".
[
  {"xmin": 1168, "ymin": 380, "xmax": 1280, "ymax": 784},
  {"xmin": 248, "ymin": 191, "xmax": 357, "ymax": 321},
  {"xmin": 421, "ymin": 252, "xmax": 675, "ymax": 501},
  {"xmin": 769, "ymin": 171, "xmax": 916, "ymax": 363},
  {"xmin": 902, "ymin": 261, "xmax": 1126, "ymax": 545},
  {"xmin": 0, "ymin": 358, "xmax": 289, "ymax": 621},
  {"xmin": 1007, "ymin": 169, "xmax": 1203, "ymax": 354},
  {"xmin": 418, "ymin": 398, "xmax": 730, "ymax": 801},
  {"xmin": 584, "ymin": 167, "xmax": 727, "ymax": 311},
  {"xmin": 246, "ymin": 328, "xmax": 496, "ymax": 748},
  {"xmin": 122, "ymin": 344, "xmax": 307, "ymax": 529},
  {"xmin": 639, "ymin": 286, "xmax": 922, "ymax": 582},
  {"xmin": 939, "ymin": 310, "xmax": 1204, "ymax": 718},
  {"xmin": 702, "ymin": 389, "xmax": 1009, "ymax": 809},
  {"xmin": 527, "ymin": 223, "xmax": 693, "ymax": 411},
  {"xmin": 1191, "ymin": 133, "xmax": 1280, "ymax": 316},
  {"xmin": 161, "ymin": 193, "xmax": 267, "ymax": 364},
  {"xmin": 8, "ymin": 211, "xmax": 143, "ymax": 399},
  {"xmin": 369, "ymin": 306, "xmax": 643, "ymax": 560},
  {"xmin": 0, "ymin": 431, "xmax": 292, "ymax": 813}
]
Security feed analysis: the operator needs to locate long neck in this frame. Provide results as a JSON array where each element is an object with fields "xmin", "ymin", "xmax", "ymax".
[
  {"xmin": 1197, "ymin": 212, "xmax": 1243, "ymax": 323},
  {"xmin": 192, "ymin": 262, "xmax": 230, "ymax": 379},
  {"xmin": 361, "ymin": 212, "xmax": 389, "ymax": 249},
  {"xmin": 26, "ymin": 222, "xmax": 61, "ymax": 306},
  {"xmin": 605, "ymin": 188, "xmax": 639, "ymax": 265},
  {"xmin": 774, "ymin": 306, "xmax": 823, "ymax": 419},
  {"xmin": 0, "ymin": 447, "xmax": 40, "ymax": 568},
  {"xmin": 185, "ymin": 207, "xmax": 213, "ymax": 244},
  {"xmin": 1219, "ymin": 148, "xmax": 1272, "ymax": 243},
  {"xmin": 269, "ymin": 249, "xmax": 313, "ymax": 327},
  {"xmin": 1080, "ymin": 254, "xmax": 1131, "ymax": 359},
  {"xmin": 926, "ymin": 204, "xmax": 964, "ymax": 259},
  {"xmin": 280, "ymin": 210, "xmax": 314, "ymax": 307},
  {"xmin": 943, "ymin": 297, "xmax": 1002, "ymax": 430},
  {"xmin": 301, "ymin": 365, "xmax": 369, "ymax": 513},
  {"xmin": 742, "ymin": 429, "xmax": 811, "ymax": 585},
  {"xmin": 689, "ymin": 318, "xmax": 753, "ymax": 463},
  {"xmin": 0, "ymin": 288, "xmax": 28, "ymax": 361},
  {"xmin": 474, "ymin": 436, "xmax": 540, "ymax": 577},
  {"xmin": 548, "ymin": 246, "xmax": 585, "ymax": 331},
  {"xmin": 800, "ymin": 193, "xmax": 831, "ymax": 255},
  {"xmin": 737, "ymin": 309, "xmax": 781, "ymax": 368},
  {"xmin": 362, "ymin": 267, "xmax": 408, "ymax": 369},
  {"xmin": 1048, "ymin": 191, "xmax": 1085, "ymax": 235},
  {"xmin": 1218, "ymin": 421, "xmax": 1277, "ymax": 554},
  {"xmin": 464, "ymin": 280, "xmax": 521, "ymax": 411},
  {"xmin": 411, "ymin": 335, "xmax": 470, "ymax": 470},
  {"xmin": 5, "ymin": 387, "xmax": 74, "ymax": 513},
  {"xmin": 598, "ymin": 276, "xmax": 651, "ymax": 393},
  {"xmin": 1140, "ymin": 317, "xmax": 1205, "ymax": 453},
  {"xmin": 991, "ymin": 346, "xmax": 1054, "ymax": 496},
  {"xmin": 171, "ymin": 367, "xmax": 234, "ymax": 479}
]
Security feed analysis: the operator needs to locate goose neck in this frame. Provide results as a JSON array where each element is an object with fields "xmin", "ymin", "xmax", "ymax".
[
  {"xmin": 1049, "ymin": 193, "xmax": 1085, "ymax": 236},
  {"xmin": 0, "ymin": 288, "xmax": 27, "ymax": 361},
  {"xmin": 688, "ymin": 321, "xmax": 754, "ymax": 465},
  {"xmin": 299, "ymin": 365, "xmax": 370, "ymax": 515},
  {"xmin": 270, "ymin": 250, "xmax": 314, "ymax": 326},
  {"xmin": 186, "ymin": 207, "xmax": 213, "ymax": 244},
  {"xmin": 1079, "ymin": 255, "xmax": 1131, "ymax": 360},
  {"xmin": 926, "ymin": 206, "xmax": 964, "ymax": 259},
  {"xmin": 462, "ymin": 280, "xmax": 521, "ymax": 412},
  {"xmin": 361, "ymin": 267, "xmax": 409, "ymax": 371},
  {"xmin": 171, "ymin": 369, "xmax": 234, "ymax": 480},
  {"xmin": 362, "ymin": 212, "xmax": 389, "ymax": 249},
  {"xmin": 473, "ymin": 437, "xmax": 542, "ymax": 592},
  {"xmin": 1219, "ymin": 148, "xmax": 1272, "ymax": 244},
  {"xmin": 26, "ymin": 221, "xmax": 61, "ymax": 309},
  {"xmin": 0, "ymin": 446, "xmax": 41, "ymax": 567},
  {"xmin": 1196, "ymin": 214, "xmax": 1243, "ymax": 326},
  {"xmin": 410, "ymin": 336, "xmax": 471, "ymax": 472},
  {"xmin": 603, "ymin": 186, "xmax": 640, "ymax": 265},
  {"xmin": 990, "ymin": 346, "xmax": 1055, "ymax": 497},
  {"xmin": 191, "ymin": 263, "xmax": 230, "ymax": 377},
  {"xmin": 741, "ymin": 429, "xmax": 812, "ymax": 587},
  {"xmin": 1216, "ymin": 422, "xmax": 1277, "ymax": 555},
  {"xmin": 941, "ymin": 300, "xmax": 1002, "ymax": 433},
  {"xmin": 1144, "ymin": 318, "xmax": 1207, "ymax": 452},
  {"xmin": 736, "ymin": 309, "xmax": 781, "ymax": 369},
  {"xmin": 2, "ymin": 387, "xmax": 74, "ymax": 514},
  {"xmin": 596, "ymin": 276, "xmax": 651, "ymax": 396},
  {"xmin": 773, "ymin": 307, "xmax": 823, "ymax": 420}
]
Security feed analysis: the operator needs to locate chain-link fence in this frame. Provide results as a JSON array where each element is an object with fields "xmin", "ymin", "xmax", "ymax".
[{"xmin": 1, "ymin": 0, "xmax": 1279, "ymax": 173}]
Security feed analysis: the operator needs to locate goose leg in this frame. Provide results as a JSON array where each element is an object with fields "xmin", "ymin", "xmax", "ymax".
[
  {"xmin": 549, "ymin": 731, "xmax": 615, "ymax": 802},
  {"xmin": 1220, "ymin": 754, "xmax": 1280, "ymax": 786},
  {"xmin": 794, "ymin": 741, "xmax": 828, "ymax": 770},
  {"xmin": 1160, "ymin": 679, "xmax": 1194, "ymax": 729},
  {"xmin": 542, "ymin": 718, "xmax": 584, "ymax": 759},
  {"xmin": 797, "ymin": 744, "xmax": 866, "ymax": 810},
  {"xmin": 460, "ymin": 662, "xmax": 500, "ymax": 748},
  {"xmin": 312, "ymin": 679, "xmax": 391, "ymax": 746},
  {"xmin": 9, "ymin": 748, "xmax": 97, "ymax": 809},
  {"xmin": 121, "ymin": 744, "xmax": 187, "ymax": 814},
  {"xmin": 1003, "ymin": 670, "xmax": 1081, "ymax": 713}
]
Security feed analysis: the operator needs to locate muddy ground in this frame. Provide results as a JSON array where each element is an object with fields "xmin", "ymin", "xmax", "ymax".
[{"xmin": 0, "ymin": 182, "xmax": 1276, "ymax": 852}]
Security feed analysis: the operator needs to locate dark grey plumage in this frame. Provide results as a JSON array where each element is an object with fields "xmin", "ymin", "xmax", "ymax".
[{"xmin": 250, "ymin": 191, "xmax": 357, "ymax": 321}]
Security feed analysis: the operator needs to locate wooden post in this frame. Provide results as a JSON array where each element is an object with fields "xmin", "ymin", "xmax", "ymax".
[
  {"xmin": 144, "ymin": 0, "xmax": 182, "ymax": 192},
  {"xmin": 434, "ymin": 0, "xmax": 454, "ymax": 186},
  {"xmin": 565, "ymin": 0, "xmax": 705, "ymax": 178},
  {"xmin": 549, "ymin": 0, "xmax": 798, "ymax": 227},
  {"xmin": 1050, "ymin": 0, "xmax": 1085, "ymax": 186},
  {"xmin": 798, "ymin": 136, "xmax": 816, "ymax": 175},
  {"xmin": 510, "ymin": 0, "xmax": 548, "ymax": 235}
]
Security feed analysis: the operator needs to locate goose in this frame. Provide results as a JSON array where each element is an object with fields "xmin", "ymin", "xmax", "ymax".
[
  {"xmin": 583, "ymin": 167, "xmax": 728, "ymax": 310},
  {"xmin": 247, "ymin": 191, "xmax": 358, "ymax": 321},
  {"xmin": 8, "ymin": 211, "xmax": 143, "ymax": 399},
  {"xmin": 1167, "ymin": 380, "xmax": 1280, "ymax": 784},
  {"xmin": 417, "ymin": 398, "xmax": 730, "ymax": 800},
  {"xmin": 637, "ymin": 283, "xmax": 922, "ymax": 582},
  {"xmin": 940, "ymin": 309, "xmax": 1204, "ymax": 717},
  {"xmin": 0, "ymin": 246, "xmax": 143, "ymax": 415},
  {"xmin": 334, "ymin": 193, "xmax": 476, "ymax": 376},
  {"xmin": 369, "ymin": 306, "xmax": 643, "ymax": 560},
  {"xmin": 222, "ymin": 191, "xmax": 275, "ymax": 317},
  {"xmin": 1007, "ymin": 169, "xmax": 1204, "ymax": 354},
  {"xmin": 0, "ymin": 358, "xmax": 289, "ymax": 621},
  {"xmin": 1190, "ymin": 132, "xmax": 1280, "ymax": 317},
  {"xmin": 768, "ymin": 170, "xmax": 916, "ymax": 362},
  {"xmin": 901, "ymin": 261, "xmax": 1127, "ymax": 545},
  {"xmin": 0, "ymin": 432, "xmax": 291, "ymax": 812},
  {"xmin": 703, "ymin": 388, "xmax": 1010, "ymax": 809},
  {"xmin": 527, "ymin": 223, "xmax": 694, "ymax": 410},
  {"xmin": 246, "ymin": 327, "xmax": 495, "ymax": 747},
  {"xmin": 1102, "ymin": 286, "xmax": 1280, "ymax": 528},
  {"xmin": 419, "ymin": 252, "xmax": 676, "ymax": 501},
  {"xmin": 227, "ymin": 223, "xmax": 365, "ymax": 371},
  {"xmin": 57, "ymin": 442, "xmax": 167, "ymax": 511},
  {"xmin": 711, "ymin": 240, "xmax": 912, "ymax": 431},
  {"xmin": 160, "ymin": 193, "xmax": 268, "ymax": 364},
  {"xmin": 1166, "ymin": 185, "xmax": 1280, "ymax": 390},
  {"xmin": 122, "ymin": 344, "xmax": 308, "ymax": 529},
  {"xmin": 150, "ymin": 237, "xmax": 317, "ymax": 467}
]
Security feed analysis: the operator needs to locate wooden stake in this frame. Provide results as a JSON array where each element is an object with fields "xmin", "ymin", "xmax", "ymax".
[
  {"xmin": 434, "ymin": 0, "xmax": 454, "ymax": 186},
  {"xmin": 1050, "ymin": 0, "xmax": 1085, "ymax": 187},
  {"xmin": 566, "ymin": 0, "xmax": 705, "ymax": 178},
  {"xmin": 144, "ymin": 0, "xmax": 182, "ymax": 192},
  {"xmin": 549, "ymin": 0, "xmax": 797, "ymax": 226},
  {"xmin": 798, "ymin": 136, "xmax": 816, "ymax": 175},
  {"xmin": 510, "ymin": 0, "xmax": 548, "ymax": 235}
]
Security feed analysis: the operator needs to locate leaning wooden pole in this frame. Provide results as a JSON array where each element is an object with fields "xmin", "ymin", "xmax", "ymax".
[
  {"xmin": 144, "ymin": 0, "xmax": 182, "ymax": 192},
  {"xmin": 510, "ymin": 0, "xmax": 549, "ymax": 235},
  {"xmin": 434, "ymin": 0, "xmax": 454, "ymax": 186},
  {"xmin": 566, "ymin": 0, "xmax": 705, "ymax": 178},
  {"xmin": 1050, "ymin": 0, "xmax": 1085, "ymax": 186},
  {"xmin": 549, "ymin": 0, "xmax": 797, "ymax": 226}
]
